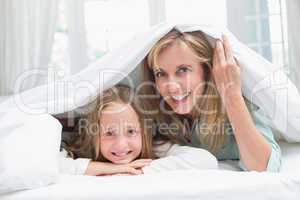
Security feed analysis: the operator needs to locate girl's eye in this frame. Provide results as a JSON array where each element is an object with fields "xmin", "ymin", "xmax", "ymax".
[
  {"xmin": 104, "ymin": 131, "xmax": 115, "ymax": 137},
  {"xmin": 127, "ymin": 129, "xmax": 138, "ymax": 136}
]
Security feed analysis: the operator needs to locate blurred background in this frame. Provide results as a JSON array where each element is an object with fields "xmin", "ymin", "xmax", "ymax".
[{"xmin": 0, "ymin": 0, "xmax": 299, "ymax": 99}]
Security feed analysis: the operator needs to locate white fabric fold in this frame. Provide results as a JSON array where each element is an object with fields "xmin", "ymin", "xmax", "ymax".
[{"xmin": 1, "ymin": 23, "xmax": 299, "ymax": 141}]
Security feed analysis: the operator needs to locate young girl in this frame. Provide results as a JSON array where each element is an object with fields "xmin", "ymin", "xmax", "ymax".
[{"xmin": 59, "ymin": 85, "xmax": 218, "ymax": 176}]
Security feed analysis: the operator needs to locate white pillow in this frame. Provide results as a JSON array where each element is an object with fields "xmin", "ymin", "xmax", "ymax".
[{"xmin": 0, "ymin": 111, "xmax": 62, "ymax": 194}]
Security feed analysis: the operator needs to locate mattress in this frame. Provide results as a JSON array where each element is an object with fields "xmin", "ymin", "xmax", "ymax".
[{"xmin": 1, "ymin": 142, "xmax": 300, "ymax": 200}]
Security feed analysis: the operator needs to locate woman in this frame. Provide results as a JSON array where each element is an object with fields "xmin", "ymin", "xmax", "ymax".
[{"xmin": 139, "ymin": 29, "xmax": 281, "ymax": 172}]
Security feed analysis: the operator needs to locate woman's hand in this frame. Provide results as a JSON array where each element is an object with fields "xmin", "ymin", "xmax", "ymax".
[
  {"xmin": 212, "ymin": 35, "xmax": 242, "ymax": 105},
  {"xmin": 212, "ymin": 35, "xmax": 272, "ymax": 171},
  {"xmin": 85, "ymin": 159, "xmax": 152, "ymax": 176}
]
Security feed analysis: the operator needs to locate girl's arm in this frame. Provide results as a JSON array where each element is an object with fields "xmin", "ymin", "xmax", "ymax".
[
  {"xmin": 59, "ymin": 149, "xmax": 151, "ymax": 176},
  {"xmin": 85, "ymin": 159, "xmax": 152, "ymax": 176},
  {"xmin": 142, "ymin": 143, "xmax": 218, "ymax": 174},
  {"xmin": 59, "ymin": 149, "xmax": 91, "ymax": 175}
]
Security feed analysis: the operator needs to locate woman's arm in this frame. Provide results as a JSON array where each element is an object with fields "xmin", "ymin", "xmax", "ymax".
[
  {"xmin": 237, "ymin": 107, "xmax": 282, "ymax": 172},
  {"xmin": 213, "ymin": 35, "xmax": 279, "ymax": 172},
  {"xmin": 224, "ymin": 94, "xmax": 273, "ymax": 171},
  {"xmin": 143, "ymin": 144, "xmax": 218, "ymax": 174}
]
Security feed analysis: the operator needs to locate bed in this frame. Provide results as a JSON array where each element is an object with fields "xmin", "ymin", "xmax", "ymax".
[
  {"xmin": 1, "ymin": 142, "xmax": 299, "ymax": 200},
  {"xmin": 1, "ymin": 23, "xmax": 300, "ymax": 200}
]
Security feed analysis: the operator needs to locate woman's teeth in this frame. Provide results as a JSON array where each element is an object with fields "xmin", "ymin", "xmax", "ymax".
[{"xmin": 172, "ymin": 93, "xmax": 190, "ymax": 101}]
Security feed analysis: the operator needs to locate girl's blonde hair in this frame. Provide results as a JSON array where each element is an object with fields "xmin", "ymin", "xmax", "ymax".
[
  {"xmin": 65, "ymin": 84, "xmax": 154, "ymax": 161},
  {"xmin": 140, "ymin": 29, "xmax": 228, "ymax": 154}
]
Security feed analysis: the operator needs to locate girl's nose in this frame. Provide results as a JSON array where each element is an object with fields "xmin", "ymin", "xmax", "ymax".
[{"xmin": 114, "ymin": 135, "xmax": 128, "ymax": 148}]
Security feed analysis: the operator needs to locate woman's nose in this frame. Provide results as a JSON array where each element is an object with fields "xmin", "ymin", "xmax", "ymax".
[{"xmin": 166, "ymin": 81, "xmax": 181, "ymax": 94}]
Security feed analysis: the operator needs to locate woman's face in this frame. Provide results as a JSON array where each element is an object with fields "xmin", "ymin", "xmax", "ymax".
[
  {"xmin": 98, "ymin": 102, "xmax": 142, "ymax": 164},
  {"xmin": 153, "ymin": 43, "xmax": 205, "ymax": 115}
]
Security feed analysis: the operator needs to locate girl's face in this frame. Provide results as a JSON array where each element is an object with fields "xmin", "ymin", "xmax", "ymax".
[
  {"xmin": 98, "ymin": 102, "xmax": 142, "ymax": 164},
  {"xmin": 154, "ymin": 43, "xmax": 205, "ymax": 115}
]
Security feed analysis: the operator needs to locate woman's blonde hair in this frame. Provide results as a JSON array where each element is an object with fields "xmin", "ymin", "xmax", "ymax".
[
  {"xmin": 140, "ymin": 29, "xmax": 228, "ymax": 154},
  {"xmin": 65, "ymin": 84, "xmax": 154, "ymax": 161}
]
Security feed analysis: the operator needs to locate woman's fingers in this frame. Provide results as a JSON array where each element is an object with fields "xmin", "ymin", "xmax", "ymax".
[
  {"xmin": 213, "ymin": 35, "xmax": 242, "ymax": 102},
  {"xmin": 222, "ymin": 34, "xmax": 235, "ymax": 63},
  {"xmin": 212, "ymin": 36, "xmax": 241, "ymax": 101},
  {"xmin": 213, "ymin": 41, "xmax": 226, "ymax": 94},
  {"xmin": 215, "ymin": 40, "xmax": 226, "ymax": 67}
]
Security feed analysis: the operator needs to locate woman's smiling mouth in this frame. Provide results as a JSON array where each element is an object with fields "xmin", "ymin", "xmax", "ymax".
[{"xmin": 170, "ymin": 91, "xmax": 191, "ymax": 103}]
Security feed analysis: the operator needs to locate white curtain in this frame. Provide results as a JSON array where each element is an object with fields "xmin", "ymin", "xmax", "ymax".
[
  {"xmin": 0, "ymin": 0, "xmax": 59, "ymax": 96},
  {"xmin": 286, "ymin": 0, "xmax": 300, "ymax": 92},
  {"xmin": 148, "ymin": 0, "xmax": 166, "ymax": 26},
  {"xmin": 65, "ymin": 0, "xmax": 88, "ymax": 75},
  {"xmin": 226, "ymin": 0, "xmax": 272, "ymax": 61}
]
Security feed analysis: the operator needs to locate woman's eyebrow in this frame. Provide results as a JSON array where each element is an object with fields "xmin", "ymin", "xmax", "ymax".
[
  {"xmin": 153, "ymin": 67, "xmax": 164, "ymax": 73},
  {"xmin": 176, "ymin": 64, "xmax": 192, "ymax": 69}
]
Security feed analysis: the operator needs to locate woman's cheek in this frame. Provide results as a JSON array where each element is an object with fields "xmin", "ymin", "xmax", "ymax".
[{"xmin": 155, "ymin": 80, "xmax": 165, "ymax": 95}]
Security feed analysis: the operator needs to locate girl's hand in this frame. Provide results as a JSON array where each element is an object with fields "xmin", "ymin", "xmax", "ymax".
[
  {"xmin": 127, "ymin": 159, "xmax": 153, "ymax": 169},
  {"xmin": 212, "ymin": 35, "xmax": 242, "ymax": 104},
  {"xmin": 85, "ymin": 159, "xmax": 152, "ymax": 176},
  {"xmin": 112, "ymin": 159, "xmax": 153, "ymax": 175}
]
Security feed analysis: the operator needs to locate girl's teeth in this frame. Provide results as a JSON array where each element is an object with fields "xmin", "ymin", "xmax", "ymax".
[
  {"xmin": 113, "ymin": 151, "xmax": 130, "ymax": 156},
  {"xmin": 113, "ymin": 152, "xmax": 125, "ymax": 156}
]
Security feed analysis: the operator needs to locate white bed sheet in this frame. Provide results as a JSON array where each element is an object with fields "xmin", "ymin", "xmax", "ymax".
[{"xmin": 1, "ymin": 142, "xmax": 300, "ymax": 200}]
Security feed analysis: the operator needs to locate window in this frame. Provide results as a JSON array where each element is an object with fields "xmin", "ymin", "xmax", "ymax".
[
  {"xmin": 84, "ymin": 0, "xmax": 150, "ymax": 62},
  {"xmin": 165, "ymin": 0, "xmax": 227, "ymax": 26},
  {"xmin": 50, "ymin": 0, "xmax": 70, "ymax": 78},
  {"xmin": 50, "ymin": 0, "xmax": 289, "ymax": 77},
  {"xmin": 268, "ymin": 0, "xmax": 289, "ymax": 72},
  {"xmin": 50, "ymin": 0, "xmax": 150, "ymax": 77},
  {"xmin": 227, "ymin": 0, "xmax": 289, "ymax": 74}
]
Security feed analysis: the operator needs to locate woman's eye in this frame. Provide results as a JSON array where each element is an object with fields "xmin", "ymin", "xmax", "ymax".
[
  {"xmin": 177, "ymin": 66, "xmax": 190, "ymax": 73},
  {"xmin": 155, "ymin": 71, "xmax": 165, "ymax": 78}
]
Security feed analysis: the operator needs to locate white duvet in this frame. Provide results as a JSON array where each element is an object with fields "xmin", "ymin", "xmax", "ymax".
[
  {"xmin": 1, "ymin": 142, "xmax": 300, "ymax": 200},
  {"xmin": 1, "ymin": 23, "xmax": 300, "ymax": 195}
]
